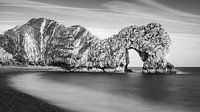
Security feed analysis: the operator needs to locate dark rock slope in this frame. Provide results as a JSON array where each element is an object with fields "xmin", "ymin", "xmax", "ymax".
[
  {"xmin": 0, "ymin": 18, "xmax": 174, "ymax": 73},
  {"xmin": 0, "ymin": 47, "xmax": 17, "ymax": 66}
]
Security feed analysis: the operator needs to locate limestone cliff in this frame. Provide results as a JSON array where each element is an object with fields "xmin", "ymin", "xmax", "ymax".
[{"xmin": 0, "ymin": 18, "xmax": 174, "ymax": 73}]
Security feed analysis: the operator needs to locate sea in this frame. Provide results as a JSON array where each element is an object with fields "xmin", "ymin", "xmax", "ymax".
[{"xmin": 9, "ymin": 67, "xmax": 200, "ymax": 112}]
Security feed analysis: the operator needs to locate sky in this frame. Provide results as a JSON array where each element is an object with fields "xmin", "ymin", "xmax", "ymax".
[{"xmin": 0, "ymin": 0, "xmax": 200, "ymax": 67}]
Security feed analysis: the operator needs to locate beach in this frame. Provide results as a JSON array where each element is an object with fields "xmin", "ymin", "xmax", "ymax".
[
  {"xmin": 1, "ymin": 67, "xmax": 200, "ymax": 112},
  {"xmin": 0, "ymin": 66, "xmax": 73, "ymax": 112}
]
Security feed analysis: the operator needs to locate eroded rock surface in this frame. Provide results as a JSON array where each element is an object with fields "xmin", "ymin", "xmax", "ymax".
[
  {"xmin": 0, "ymin": 18, "xmax": 174, "ymax": 73},
  {"xmin": 0, "ymin": 46, "xmax": 17, "ymax": 66},
  {"xmin": 118, "ymin": 23, "xmax": 174, "ymax": 73}
]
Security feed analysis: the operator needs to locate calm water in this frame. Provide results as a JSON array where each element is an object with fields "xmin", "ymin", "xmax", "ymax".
[{"xmin": 9, "ymin": 67, "xmax": 200, "ymax": 112}]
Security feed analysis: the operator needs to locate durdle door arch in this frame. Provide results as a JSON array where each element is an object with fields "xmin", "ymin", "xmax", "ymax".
[
  {"xmin": 0, "ymin": 18, "xmax": 174, "ymax": 74},
  {"xmin": 120, "ymin": 23, "xmax": 174, "ymax": 73},
  {"xmin": 86, "ymin": 22, "xmax": 174, "ymax": 73}
]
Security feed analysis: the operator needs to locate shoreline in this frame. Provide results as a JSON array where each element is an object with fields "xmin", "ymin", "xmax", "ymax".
[
  {"xmin": 0, "ymin": 67, "xmax": 74, "ymax": 112},
  {"xmin": 8, "ymin": 69, "xmax": 196, "ymax": 112},
  {"xmin": 0, "ymin": 66, "xmax": 66, "ymax": 73},
  {"xmin": 0, "ymin": 66, "xmax": 192, "ymax": 112}
]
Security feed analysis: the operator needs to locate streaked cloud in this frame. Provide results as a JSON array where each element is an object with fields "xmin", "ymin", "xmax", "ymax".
[
  {"xmin": 0, "ymin": 4, "xmax": 105, "ymax": 11},
  {"xmin": 0, "ymin": 0, "xmax": 200, "ymax": 66},
  {"xmin": 0, "ymin": 11, "xmax": 22, "ymax": 15}
]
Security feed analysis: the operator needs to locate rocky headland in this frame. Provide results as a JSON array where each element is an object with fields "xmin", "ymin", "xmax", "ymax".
[{"xmin": 0, "ymin": 18, "xmax": 174, "ymax": 73}]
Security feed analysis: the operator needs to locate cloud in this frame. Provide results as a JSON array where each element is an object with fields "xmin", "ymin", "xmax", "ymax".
[
  {"xmin": 0, "ymin": 20, "xmax": 25, "ymax": 23},
  {"xmin": 0, "ymin": 0, "xmax": 200, "ymax": 66},
  {"xmin": 87, "ymin": 28, "xmax": 119, "ymax": 39},
  {"xmin": 0, "ymin": 25, "xmax": 17, "ymax": 33},
  {"xmin": 0, "ymin": 4, "xmax": 105, "ymax": 11},
  {"xmin": 138, "ymin": 0, "xmax": 200, "ymax": 18},
  {"xmin": 102, "ymin": 0, "xmax": 200, "ymax": 35},
  {"xmin": 0, "ymin": 0, "xmax": 199, "ymax": 34},
  {"xmin": 0, "ymin": 11, "xmax": 22, "ymax": 15},
  {"xmin": 103, "ymin": 0, "xmax": 200, "ymax": 24}
]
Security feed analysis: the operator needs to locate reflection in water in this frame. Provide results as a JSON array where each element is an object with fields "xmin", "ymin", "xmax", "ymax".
[{"xmin": 9, "ymin": 70, "xmax": 200, "ymax": 112}]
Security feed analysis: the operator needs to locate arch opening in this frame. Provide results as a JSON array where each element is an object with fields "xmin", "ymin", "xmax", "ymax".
[{"xmin": 127, "ymin": 49, "xmax": 143, "ymax": 72}]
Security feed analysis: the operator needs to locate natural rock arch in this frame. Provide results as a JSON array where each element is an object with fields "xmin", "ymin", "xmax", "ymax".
[
  {"xmin": 87, "ymin": 22, "xmax": 174, "ymax": 73},
  {"xmin": 0, "ymin": 18, "xmax": 174, "ymax": 73},
  {"xmin": 117, "ymin": 23, "xmax": 174, "ymax": 73}
]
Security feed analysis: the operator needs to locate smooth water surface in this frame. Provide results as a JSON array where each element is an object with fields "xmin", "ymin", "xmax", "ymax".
[{"xmin": 9, "ymin": 67, "xmax": 200, "ymax": 112}]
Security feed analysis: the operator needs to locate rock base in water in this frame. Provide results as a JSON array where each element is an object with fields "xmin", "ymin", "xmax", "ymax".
[{"xmin": 0, "ymin": 18, "xmax": 174, "ymax": 74}]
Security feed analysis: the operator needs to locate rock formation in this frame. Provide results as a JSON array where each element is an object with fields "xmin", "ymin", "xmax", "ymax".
[
  {"xmin": 0, "ymin": 18, "xmax": 174, "ymax": 73},
  {"xmin": 0, "ymin": 47, "xmax": 16, "ymax": 66}
]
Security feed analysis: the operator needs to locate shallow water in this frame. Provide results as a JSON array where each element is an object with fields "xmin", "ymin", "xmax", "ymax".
[{"xmin": 9, "ymin": 67, "xmax": 200, "ymax": 112}]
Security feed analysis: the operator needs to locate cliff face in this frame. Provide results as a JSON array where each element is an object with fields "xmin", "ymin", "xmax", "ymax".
[
  {"xmin": 0, "ymin": 18, "xmax": 97, "ymax": 67},
  {"xmin": 0, "ymin": 47, "xmax": 17, "ymax": 66},
  {"xmin": 0, "ymin": 18, "xmax": 174, "ymax": 73}
]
